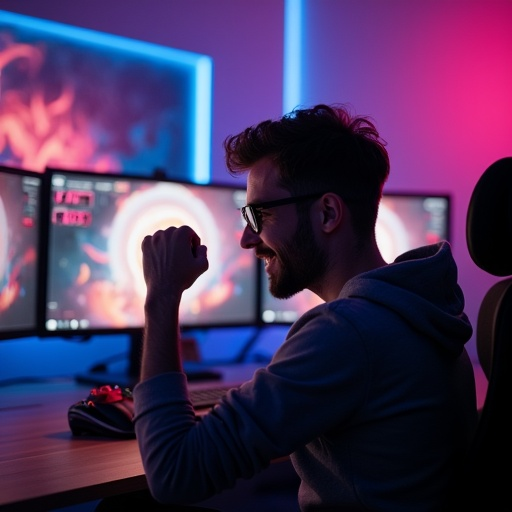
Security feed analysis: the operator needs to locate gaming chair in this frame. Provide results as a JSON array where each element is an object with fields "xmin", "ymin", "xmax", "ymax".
[{"xmin": 445, "ymin": 156, "xmax": 512, "ymax": 509}]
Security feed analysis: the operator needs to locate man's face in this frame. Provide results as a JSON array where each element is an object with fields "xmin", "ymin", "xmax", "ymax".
[{"xmin": 240, "ymin": 157, "xmax": 327, "ymax": 299}]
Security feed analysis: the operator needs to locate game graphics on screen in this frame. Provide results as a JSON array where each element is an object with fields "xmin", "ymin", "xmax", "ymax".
[
  {"xmin": 0, "ymin": 169, "xmax": 41, "ymax": 335},
  {"xmin": 44, "ymin": 171, "xmax": 256, "ymax": 334}
]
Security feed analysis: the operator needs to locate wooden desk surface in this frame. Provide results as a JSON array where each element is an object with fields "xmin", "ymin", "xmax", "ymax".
[
  {"xmin": 0, "ymin": 364, "xmax": 260, "ymax": 512},
  {"xmin": 0, "ymin": 363, "xmax": 485, "ymax": 511},
  {"xmin": 0, "ymin": 380, "xmax": 146, "ymax": 511}
]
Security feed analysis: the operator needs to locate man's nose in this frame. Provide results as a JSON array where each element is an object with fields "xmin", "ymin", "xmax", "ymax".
[{"xmin": 240, "ymin": 224, "xmax": 260, "ymax": 249}]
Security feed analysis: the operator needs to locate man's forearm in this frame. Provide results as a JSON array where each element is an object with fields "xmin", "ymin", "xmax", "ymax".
[{"xmin": 140, "ymin": 294, "xmax": 183, "ymax": 380}]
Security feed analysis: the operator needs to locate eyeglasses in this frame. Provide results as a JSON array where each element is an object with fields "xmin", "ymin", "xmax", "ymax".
[{"xmin": 240, "ymin": 192, "xmax": 325, "ymax": 234}]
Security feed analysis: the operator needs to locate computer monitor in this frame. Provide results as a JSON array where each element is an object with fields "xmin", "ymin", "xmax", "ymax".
[
  {"xmin": 39, "ymin": 168, "xmax": 258, "ymax": 337},
  {"xmin": 259, "ymin": 192, "xmax": 451, "ymax": 324},
  {"xmin": 0, "ymin": 165, "xmax": 43, "ymax": 340}
]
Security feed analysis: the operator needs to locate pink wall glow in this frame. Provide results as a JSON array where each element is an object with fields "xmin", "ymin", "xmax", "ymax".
[{"xmin": 302, "ymin": 0, "xmax": 512, "ymax": 360}]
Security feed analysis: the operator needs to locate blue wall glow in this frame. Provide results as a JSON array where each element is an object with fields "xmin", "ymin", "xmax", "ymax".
[{"xmin": 194, "ymin": 56, "xmax": 214, "ymax": 183}]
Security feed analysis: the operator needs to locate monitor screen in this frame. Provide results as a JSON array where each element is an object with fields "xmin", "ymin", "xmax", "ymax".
[
  {"xmin": 39, "ymin": 168, "xmax": 257, "ymax": 336},
  {"xmin": 0, "ymin": 165, "xmax": 42, "ymax": 340},
  {"xmin": 260, "ymin": 192, "xmax": 451, "ymax": 324}
]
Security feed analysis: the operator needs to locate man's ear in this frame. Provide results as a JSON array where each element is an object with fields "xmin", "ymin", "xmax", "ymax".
[{"xmin": 318, "ymin": 193, "xmax": 344, "ymax": 233}]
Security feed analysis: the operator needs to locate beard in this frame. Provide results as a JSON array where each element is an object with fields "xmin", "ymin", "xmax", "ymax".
[{"xmin": 268, "ymin": 217, "xmax": 328, "ymax": 299}]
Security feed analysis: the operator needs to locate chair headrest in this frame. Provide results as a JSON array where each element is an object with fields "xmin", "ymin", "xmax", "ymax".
[{"xmin": 466, "ymin": 157, "xmax": 512, "ymax": 277}]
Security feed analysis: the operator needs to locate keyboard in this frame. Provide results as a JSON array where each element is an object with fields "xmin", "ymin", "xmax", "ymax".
[{"xmin": 189, "ymin": 385, "xmax": 235, "ymax": 409}]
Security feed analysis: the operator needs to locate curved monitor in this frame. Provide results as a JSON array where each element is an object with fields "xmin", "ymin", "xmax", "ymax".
[
  {"xmin": 39, "ymin": 168, "xmax": 257, "ymax": 336},
  {"xmin": 260, "ymin": 192, "xmax": 451, "ymax": 325},
  {"xmin": 0, "ymin": 165, "xmax": 43, "ymax": 340}
]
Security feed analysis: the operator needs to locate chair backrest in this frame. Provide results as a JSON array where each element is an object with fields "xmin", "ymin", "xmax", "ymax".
[{"xmin": 446, "ymin": 157, "xmax": 512, "ymax": 509}]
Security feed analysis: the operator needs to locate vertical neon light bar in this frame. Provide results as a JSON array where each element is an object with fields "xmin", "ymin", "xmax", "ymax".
[{"xmin": 283, "ymin": 0, "xmax": 305, "ymax": 114}]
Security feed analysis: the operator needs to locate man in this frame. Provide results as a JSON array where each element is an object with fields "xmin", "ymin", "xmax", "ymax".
[{"xmin": 133, "ymin": 104, "xmax": 477, "ymax": 511}]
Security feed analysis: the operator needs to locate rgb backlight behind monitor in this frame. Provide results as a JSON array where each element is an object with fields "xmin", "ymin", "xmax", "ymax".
[
  {"xmin": 41, "ymin": 169, "xmax": 256, "ymax": 335},
  {"xmin": 0, "ymin": 166, "xmax": 42, "ymax": 340},
  {"xmin": 260, "ymin": 192, "xmax": 451, "ymax": 324}
]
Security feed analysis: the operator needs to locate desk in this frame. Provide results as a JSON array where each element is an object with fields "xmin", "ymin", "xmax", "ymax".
[
  {"xmin": 1, "ymin": 362, "xmax": 486, "ymax": 512},
  {"xmin": 0, "ymin": 364, "xmax": 261, "ymax": 512}
]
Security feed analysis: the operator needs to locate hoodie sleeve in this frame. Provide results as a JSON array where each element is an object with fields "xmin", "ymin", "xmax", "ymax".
[{"xmin": 133, "ymin": 307, "xmax": 370, "ymax": 505}]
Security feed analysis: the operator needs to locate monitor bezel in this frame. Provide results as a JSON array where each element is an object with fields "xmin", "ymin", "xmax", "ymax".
[
  {"xmin": 38, "ymin": 166, "xmax": 258, "ymax": 338},
  {"xmin": 0, "ymin": 165, "xmax": 44, "ymax": 341}
]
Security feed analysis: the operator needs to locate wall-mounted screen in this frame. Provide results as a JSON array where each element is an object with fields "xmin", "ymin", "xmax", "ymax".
[
  {"xmin": 0, "ymin": 165, "xmax": 42, "ymax": 340},
  {"xmin": 260, "ymin": 192, "xmax": 451, "ymax": 324},
  {"xmin": 39, "ymin": 168, "xmax": 257, "ymax": 336},
  {"xmin": 0, "ymin": 9, "xmax": 212, "ymax": 182}
]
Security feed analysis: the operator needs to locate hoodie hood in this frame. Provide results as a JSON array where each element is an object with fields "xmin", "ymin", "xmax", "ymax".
[{"xmin": 339, "ymin": 241, "xmax": 472, "ymax": 356}]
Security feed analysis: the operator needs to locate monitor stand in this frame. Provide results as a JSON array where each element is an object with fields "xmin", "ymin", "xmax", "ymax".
[{"xmin": 75, "ymin": 330, "xmax": 222, "ymax": 389}]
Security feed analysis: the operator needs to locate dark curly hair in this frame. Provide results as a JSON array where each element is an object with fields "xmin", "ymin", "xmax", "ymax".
[{"xmin": 223, "ymin": 104, "xmax": 390, "ymax": 237}]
